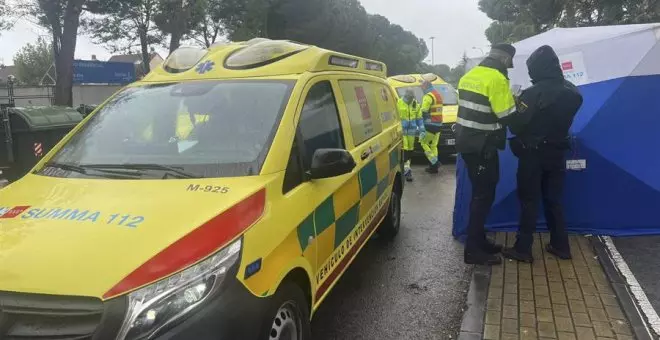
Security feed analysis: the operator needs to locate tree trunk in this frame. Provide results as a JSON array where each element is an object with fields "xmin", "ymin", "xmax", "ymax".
[
  {"xmin": 564, "ymin": 1, "xmax": 576, "ymax": 27},
  {"xmin": 138, "ymin": 26, "xmax": 151, "ymax": 75},
  {"xmin": 54, "ymin": 0, "xmax": 84, "ymax": 107},
  {"xmin": 169, "ymin": 31, "xmax": 183, "ymax": 53}
]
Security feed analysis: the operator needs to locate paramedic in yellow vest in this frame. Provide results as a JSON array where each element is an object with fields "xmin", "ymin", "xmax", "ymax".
[
  {"xmin": 397, "ymin": 90, "xmax": 421, "ymax": 182},
  {"xmin": 419, "ymin": 80, "xmax": 444, "ymax": 174},
  {"xmin": 456, "ymin": 43, "xmax": 518, "ymax": 266}
]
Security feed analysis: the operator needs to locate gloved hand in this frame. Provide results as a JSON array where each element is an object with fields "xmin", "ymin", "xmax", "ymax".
[{"xmin": 419, "ymin": 130, "xmax": 427, "ymax": 141}]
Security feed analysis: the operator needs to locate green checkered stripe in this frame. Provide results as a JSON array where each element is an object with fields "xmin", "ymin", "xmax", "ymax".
[{"xmin": 296, "ymin": 147, "xmax": 402, "ymax": 253}]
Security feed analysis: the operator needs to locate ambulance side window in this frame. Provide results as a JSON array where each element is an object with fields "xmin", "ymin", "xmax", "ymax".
[{"xmin": 283, "ymin": 81, "xmax": 344, "ymax": 193}]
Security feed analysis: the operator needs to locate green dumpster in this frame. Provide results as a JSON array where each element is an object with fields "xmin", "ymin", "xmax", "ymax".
[{"xmin": 0, "ymin": 106, "xmax": 83, "ymax": 182}]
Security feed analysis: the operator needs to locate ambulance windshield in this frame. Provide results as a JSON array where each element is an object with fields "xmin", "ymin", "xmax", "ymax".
[{"xmin": 45, "ymin": 80, "xmax": 294, "ymax": 178}]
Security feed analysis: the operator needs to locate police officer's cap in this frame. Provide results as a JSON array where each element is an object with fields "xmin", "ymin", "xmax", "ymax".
[{"xmin": 491, "ymin": 44, "xmax": 516, "ymax": 58}]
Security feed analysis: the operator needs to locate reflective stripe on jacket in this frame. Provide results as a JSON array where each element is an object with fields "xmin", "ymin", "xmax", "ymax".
[
  {"xmin": 397, "ymin": 98, "xmax": 421, "ymax": 136},
  {"xmin": 456, "ymin": 65, "xmax": 516, "ymax": 154},
  {"xmin": 421, "ymin": 89, "xmax": 444, "ymax": 133}
]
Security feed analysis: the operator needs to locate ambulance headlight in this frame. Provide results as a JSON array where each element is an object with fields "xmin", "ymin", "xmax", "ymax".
[{"xmin": 116, "ymin": 239, "xmax": 242, "ymax": 340}]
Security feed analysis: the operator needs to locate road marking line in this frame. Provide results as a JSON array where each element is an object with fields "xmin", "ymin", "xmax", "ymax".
[{"xmin": 602, "ymin": 236, "xmax": 660, "ymax": 337}]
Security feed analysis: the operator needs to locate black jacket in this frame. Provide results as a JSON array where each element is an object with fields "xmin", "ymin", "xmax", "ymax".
[{"xmin": 508, "ymin": 45, "xmax": 584, "ymax": 149}]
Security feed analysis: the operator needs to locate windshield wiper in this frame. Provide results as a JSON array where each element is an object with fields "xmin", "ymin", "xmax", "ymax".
[
  {"xmin": 40, "ymin": 162, "xmax": 141, "ymax": 179},
  {"xmin": 43, "ymin": 162, "xmax": 88, "ymax": 175},
  {"xmin": 85, "ymin": 164, "xmax": 200, "ymax": 179}
]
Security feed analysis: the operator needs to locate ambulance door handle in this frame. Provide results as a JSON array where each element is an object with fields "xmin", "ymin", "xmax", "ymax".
[{"xmin": 361, "ymin": 149, "xmax": 371, "ymax": 160}]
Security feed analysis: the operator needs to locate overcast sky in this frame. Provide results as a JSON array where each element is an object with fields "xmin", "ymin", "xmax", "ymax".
[{"xmin": 0, "ymin": 0, "xmax": 492, "ymax": 67}]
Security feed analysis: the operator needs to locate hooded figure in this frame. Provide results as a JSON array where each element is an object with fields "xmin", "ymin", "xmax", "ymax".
[{"xmin": 502, "ymin": 45, "xmax": 584, "ymax": 263}]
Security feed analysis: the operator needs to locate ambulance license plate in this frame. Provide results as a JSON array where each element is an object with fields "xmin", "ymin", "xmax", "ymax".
[{"xmin": 446, "ymin": 139, "xmax": 456, "ymax": 146}]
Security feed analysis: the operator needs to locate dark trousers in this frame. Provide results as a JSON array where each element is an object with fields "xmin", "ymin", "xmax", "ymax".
[
  {"xmin": 463, "ymin": 151, "xmax": 499, "ymax": 253},
  {"xmin": 514, "ymin": 146, "xmax": 570, "ymax": 254}
]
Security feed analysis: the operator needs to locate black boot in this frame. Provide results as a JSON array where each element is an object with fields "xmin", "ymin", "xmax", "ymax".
[
  {"xmin": 546, "ymin": 244, "xmax": 572, "ymax": 260},
  {"xmin": 464, "ymin": 250, "xmax": 502, "ymax": 265},
  {"xmin": 482, "ymin": 239, "xmax": 503, "ymax": 254},
  {"xmin": 502, "ymin": 247, "xmax": 534, "ymax": 263},
  {"xmin": 425, "ymin": 163, "xmax": 439, "ymax": 174}
]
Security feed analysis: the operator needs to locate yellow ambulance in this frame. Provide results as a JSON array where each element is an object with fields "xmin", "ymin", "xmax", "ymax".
[
  {"xmin": 0, "ymin": 39, "xmax": 403, "ymax": 340},
  {"xmin": 387, "ymin": 73, "xmax": 459, "ymax": 155}
]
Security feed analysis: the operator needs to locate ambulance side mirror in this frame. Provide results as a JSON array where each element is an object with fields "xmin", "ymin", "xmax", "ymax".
[{"xmin": 308, "ymin": 148, "xmax": 356, "ymax": 180}]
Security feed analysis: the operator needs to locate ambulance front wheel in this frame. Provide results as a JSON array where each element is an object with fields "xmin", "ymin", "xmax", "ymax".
[
  {"xmin": 378, "ymin": 181, "xmax": 402, "ymax": 240},
  {"xmin": 260, "ymin": 281, "xmax": 311, "ymax": 340}
]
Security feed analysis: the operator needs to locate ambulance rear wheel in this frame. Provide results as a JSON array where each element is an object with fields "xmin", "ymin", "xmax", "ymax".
[
  {"xmin": 261, "ymin": 282, "xmax": 311, "ymax": 340},
  {"xmin": 378, "ymin": 184, "xmax": 401, "ymax": 240}
]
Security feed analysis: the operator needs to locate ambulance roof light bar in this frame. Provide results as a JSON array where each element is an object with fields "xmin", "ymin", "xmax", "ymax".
[
  {"xmin": 421, "ymin": 73, "xmax": 439, "ymax": 82},
  {"xmin": 329, "ymin": 56, "xmax": 359, "ymax": 68},
  {"xmin": 224, "ymin": 40, "xmax": 308, "ymax": 70},
  {"xmin": 163, "ymin": 46, "xmax": 208, "ymax": 74},
  {"xmin": 391, "ymin": 75, "xmax": 417, "ymax": 83}
]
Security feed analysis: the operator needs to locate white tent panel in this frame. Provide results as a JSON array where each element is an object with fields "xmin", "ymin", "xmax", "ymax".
[
  {"xmin": 468, "ymin": 24, "xmax": 660, "ymax": 89},
  {"xmin": 513, "ymin": 24, "xmax": 660, "ymax": 55}
]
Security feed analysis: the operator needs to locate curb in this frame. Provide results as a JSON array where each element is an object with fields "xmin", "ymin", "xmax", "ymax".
[
  {"xmin": 458, "ymin": 265, "xmax": 491, "ymax": 340},
  {"xmin": 590, "ymin": 236, "xmax": 655, "ymax": 340}
]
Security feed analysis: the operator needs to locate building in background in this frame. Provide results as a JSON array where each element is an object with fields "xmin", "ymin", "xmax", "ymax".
[{"xmin": 108, "ymin": 51, "xmax": 164, "ymax": 79}]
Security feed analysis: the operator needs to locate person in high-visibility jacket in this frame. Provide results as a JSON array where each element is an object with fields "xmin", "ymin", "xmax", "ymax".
[
  {"xmin": 397, "ymin": 90, "xmax": 421, "ymax": 182},
  {"xmin": 419, "ymin": 80, "xmax": 444, "ymax": 174},
  {"xmin": 456, "ymin": 43, "xmax": 518, "ymax": 266}
]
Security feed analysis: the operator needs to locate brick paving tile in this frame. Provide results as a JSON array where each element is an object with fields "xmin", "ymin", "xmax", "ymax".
[
  {"xmin": 588, "ymin": 307, "xmax": 609, "ymax": 322},
  {"xmin": 538, "ymin": 322, "xmax": 557, "ymax": 338},
  {"xmin": 486, "ymin": 310, "xmax": 501, "ymax": 325},
  {"xmin": 593, "ymin": 321, "xmax": 615, "ymax": 338},
  {"xmin": 584, "ymin": 295, "xmax": 603, "ymax": 308},
  {"xmin": 490, "ymin": 287, "xmax": 504, "ymax": 299},
  {"xmin": 610, "ymin": 320, "xmax": 633, "ymax": 335},
  {"xmin": 604, "ymin": 305, "xmax": 626, "ymax": 320},
  {"xmin": 568, "ymin": 299, "xmax": 587, "ymax": 313},
  {"xmin": 504, "ymin": 293, "xmax": 518, "ymax": 306},
  {"xmin": 488, "ymin": 298, "xmax": 503, "ymax": 311},
  {"xmin": 537, "ymin": 296, "xmax": 552, "ymax": 309},
  {"xmin": 572, "ymin": 312, "xmax": 591, "ymax": 327},
  {"xmin": 551, "ymin": 293, "xmax": 568, "ymax": 306},
  {"xmin": 564, "ymin": 279, "xmax": 579, "ymax": 290},
  {"xmin": 555, "ymin": 317, "xmax": 574, "ymax": 332},
  {"xmin": 484, "ymin": 324, "xmax": 500, "ymax": 340},
  {"xmin": 520, "ymin": 300, "xmax": 535, "ymax": 314},
  {"xmin": 520, "ymin": 313, "xmax": 536, "ymax": 328},
  {"xmin": 597, "ymin": 283, "xmax": 614, "ymax": 295},
  {"xmin": 520, "ymin": 289, "xmax": 534, "ymax": 301},
  {"xmin": 549, "ymin": 282, "xmax": 565, "ymax": 293},
  {"xmin": 615, "ymin": 335, "xmax": 634, "ymax": 340},
  {"xmin": 557, "ymin": 332, "xmax": 577, "ymax": 340},
  {"xmin": 503, "ymin": 305, "xmax": 519, "ymax": 319},
  {"xmin": 575, "ymin": 326, "xmax": 596, "ymax": 340},
  {"xmin": 552, "ymin": 304, "xmax": 571, "ymax": 318},
  {"xmin": 502, "ymin": 318, "xmax": 519, "ymax": 334},
  {"xmin": 505, "ymin": 283, "xmax": 519, "ymax": 295},
  {"xmin": 566, "ymin": 289, "xmax": 582, "ymax": 300},
  {"xmin": 502, "ymin": 334, "xmax": 519, "ymax": 340},
  {"xmin": 537, "ymin": 308, "xmax": 554, "ymax": 322},
  {"xmin": 520, "ymin": 327, "xmax": 537, "ymax": 340},
  {"xmin": 535, "ymin": 285, "xmax": 550, "ymax": 297},
  {"xmin": 599, "ymin": 294, "xmax": 618, "ymax": 307}
]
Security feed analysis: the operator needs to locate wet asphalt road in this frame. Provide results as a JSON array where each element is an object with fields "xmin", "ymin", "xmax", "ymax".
[
  {"xmin": 613, "ymin": 236, "xmax": 660, "ymax": 313},
  {"xmin": 311, "ymin": 161, "xmax": 472, "ymax": 340}
]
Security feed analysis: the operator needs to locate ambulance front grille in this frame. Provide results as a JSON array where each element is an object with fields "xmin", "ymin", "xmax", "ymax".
[
  {"xmin": 0, "ymin": 291, "xmax": 104, "ymax": 339},
  {"xmin": 440, "ymin": 123, "xmax": 456, "ymax": 139}
]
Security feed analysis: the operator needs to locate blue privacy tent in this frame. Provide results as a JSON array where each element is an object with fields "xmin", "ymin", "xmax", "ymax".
[{"xmin": 454, "ymin": 24, "xmax": 660, "ymax": 239}]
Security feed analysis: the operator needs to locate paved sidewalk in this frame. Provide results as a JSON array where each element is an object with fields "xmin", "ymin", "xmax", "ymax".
[{"xmin": 484, "ymin": 232, "xmax": 635, "ymax": 340}]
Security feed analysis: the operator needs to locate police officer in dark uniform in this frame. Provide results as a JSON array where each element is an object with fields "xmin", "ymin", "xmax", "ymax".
[{"xmin": 502, "ymin": 45, "xmax": 584, "ymax": 263}]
